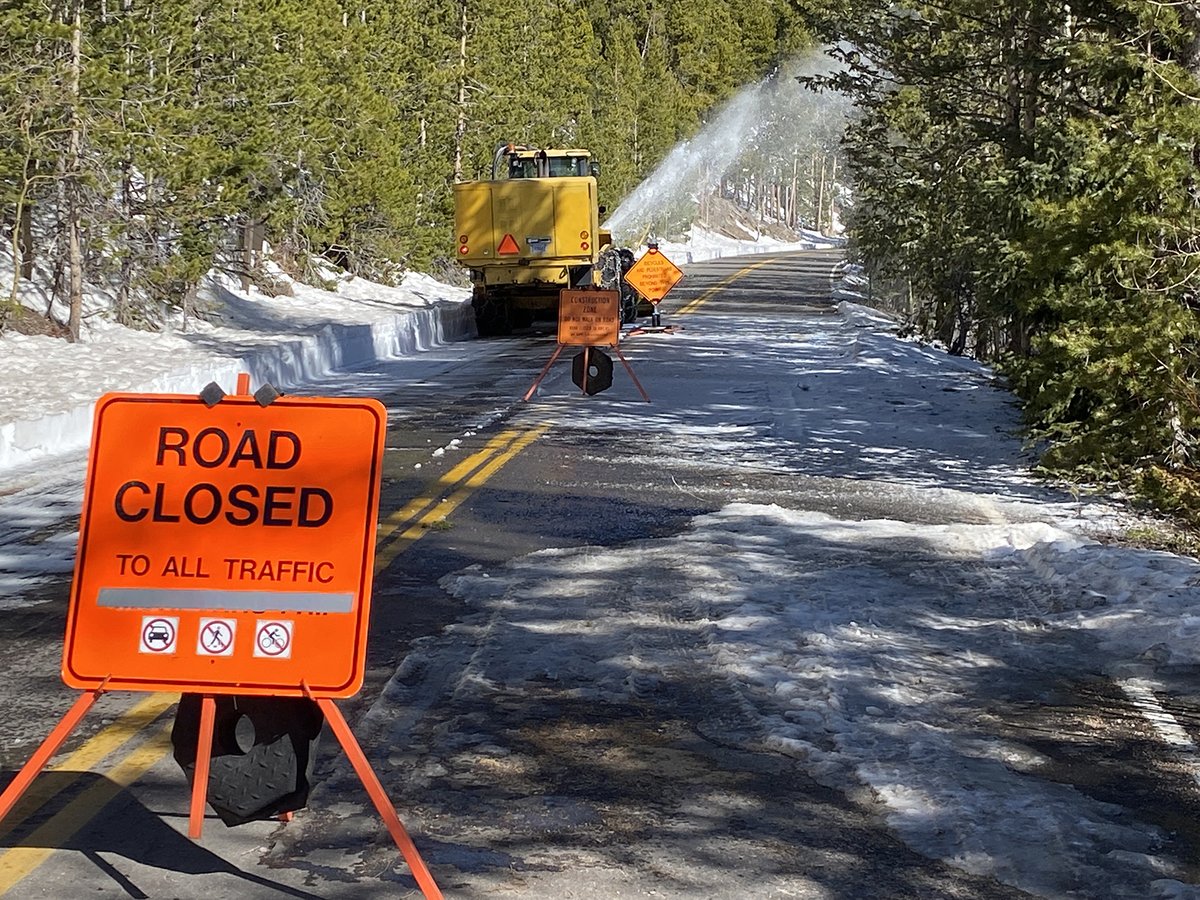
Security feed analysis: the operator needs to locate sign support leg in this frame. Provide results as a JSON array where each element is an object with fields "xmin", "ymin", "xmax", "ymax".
[
  {"xmin": 613, "ymin": 345, "xmax": 651, "ymax": 403},
  {"xmin": 316, "ymin": 697, "xmax": 443, "ymax": 900},
  {"xmin": 0, "ymin": 689, "xmax": 101, "ymax": 825},
  {"xmin": 581, "ymin": 346, "xmax": 591, "ymax": 395},
  {"xmin": 187, "ymin": 694, "xmax": 217, "ymax": 839},
  {"xmin": 523, "ymin": 343, "xmax": 565, "ymax": 402}
]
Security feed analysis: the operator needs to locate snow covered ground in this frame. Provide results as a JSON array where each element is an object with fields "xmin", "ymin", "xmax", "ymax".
[
  {"xmin": 327, "ymin": 288, "xmax": 1200, "ymax": 899},
  {"xmin": 0, "ymin": 266, "xmax": 474, "ymax": 472},
  {"xmin": 4, "ymin": 242, "xmax": 1200, "ymax": 898},
  {"xmin": 423, "ymin": 505, "xmax": 1200, "ymax": 897},
  {"xmin": 657, "ymin": 223, "xmax": 842, "ymax": 264}
]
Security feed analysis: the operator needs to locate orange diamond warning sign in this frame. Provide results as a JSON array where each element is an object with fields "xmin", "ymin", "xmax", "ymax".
[
  {"xmin": 62, "ymin": 392, "xmax": 386, "ymax": 698},
  {"xmin": 624, "ymin": 247, "xmax": 683, "ymax": 304}
]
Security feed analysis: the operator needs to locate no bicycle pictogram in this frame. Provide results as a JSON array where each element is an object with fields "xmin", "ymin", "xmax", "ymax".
[{"xmin": 254, "ymin": 620, "xmax": 293, "ymax": 659}]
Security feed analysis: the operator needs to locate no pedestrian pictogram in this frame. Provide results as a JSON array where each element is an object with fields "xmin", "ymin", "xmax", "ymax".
[{"xmin": 197, "ymin": 618, "xmax": 236, "ymax": 656}]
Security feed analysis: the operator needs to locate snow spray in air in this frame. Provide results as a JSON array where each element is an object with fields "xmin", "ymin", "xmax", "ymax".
[{"xmin": 604, "ymin": 53, "xmax": 853, "ymax": 246}]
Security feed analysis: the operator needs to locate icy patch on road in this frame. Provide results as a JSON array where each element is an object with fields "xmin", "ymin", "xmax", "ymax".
[{"xmin": 432, "ymin": 502, "xmax": 1200, "ymax": 898}]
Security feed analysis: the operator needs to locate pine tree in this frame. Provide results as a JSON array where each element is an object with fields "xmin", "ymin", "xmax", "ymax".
[
  {"xmin": 0, "ymin": 2, "xmax": 74, "ymax": 317},
  {"xmin": 815, "ymin": 0, "xmax": 1200, "ymax": 502}
]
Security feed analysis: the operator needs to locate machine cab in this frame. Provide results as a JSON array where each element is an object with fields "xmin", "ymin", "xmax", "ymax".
[{"xmin": 495, "ymin": 145, "xmax": 600, "ymax": 180}]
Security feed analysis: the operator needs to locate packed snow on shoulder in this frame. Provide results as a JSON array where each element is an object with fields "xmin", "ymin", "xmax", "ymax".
[
  {"xmin": 434, "ymin": 503, "xmax": 1200, "ymax": 899},
  {"xmin": 0, "ymin": 264, "xmax": 472, "ymax": 472}
]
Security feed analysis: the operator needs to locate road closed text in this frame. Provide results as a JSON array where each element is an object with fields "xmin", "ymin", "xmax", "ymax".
[{"xmin": 112, "ymin": 426, "xmax": 334, "ymax": 526}]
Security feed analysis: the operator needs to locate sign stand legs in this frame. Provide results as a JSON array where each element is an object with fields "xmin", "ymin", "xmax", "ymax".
[
  {"xmin": 0, "ymin": 691, "xmax": 442, "ymax": 899},
  {"xmin": 523, "ymin": 342, "xmax": 650, "ymax": 402},
  {"xmin": 0, "ymin": 689, "xmax": 101, "ymax": 825},
  {"xmin": 613, "ymin": 345, "xmax": 651, "ymax": 403},
  {"xmin": 316, "ymin": 697, "xmax": 444, "ymax": 899},
  {"xmin": 523, "ymin": 343, "xmax": 566, "ymax": 401},
  {"xmin": 187, "ymin": 694, "xmax": 217, "ymax": 838}
]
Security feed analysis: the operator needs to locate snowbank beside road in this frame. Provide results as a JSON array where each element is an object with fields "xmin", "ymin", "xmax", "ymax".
[
  {"xmin": 657, "ymin": 224, "xmax": 843, "ymax": 264},
  {"xmin": 0, "ymin": 270, "xmax": 473, "ymax": 472}
]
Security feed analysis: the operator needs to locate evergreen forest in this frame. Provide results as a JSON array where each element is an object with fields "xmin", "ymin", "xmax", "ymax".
[
  {"xmin": 0, "ymin": 0, "xmax": 810, "ymax": 334},
  {"xmin": 811, "ymin": 0, "xmax": 1200, "ymax": 519},
  {"xmin": 3, "ymin": 0, "xmax": 1200, "ymax": 518}
]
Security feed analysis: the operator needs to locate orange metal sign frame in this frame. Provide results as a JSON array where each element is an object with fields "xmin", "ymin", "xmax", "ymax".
[
  {"xmin": 557, "ymin": 288, "xmax": 620, "ymax": 346},
  {"xmin": 624, "ymin": 247, "xmax": 684, "ymax": 304},
  {"xmin": 62, "ymin": 392, "xmax": 386, "ymax": 698}
]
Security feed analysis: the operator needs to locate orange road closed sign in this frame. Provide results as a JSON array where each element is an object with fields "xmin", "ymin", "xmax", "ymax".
[
  {"xmin": 62, "ymin": 392, "xmax": 387, "ymax": 698},
  {"xmin": 624, "ymin": 247, "xmax": 683, "ymax": 304},
  {"xmin": 558, "ymin": 289, "xmax": 620, "ymax": 346}
]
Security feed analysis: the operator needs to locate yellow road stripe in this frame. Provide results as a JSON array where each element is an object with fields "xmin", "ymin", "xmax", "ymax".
[
  {"xmin": 677, "ymin": 258, "xmax": 776, "ymax": 316},
  {"xmin": 0, "ymin": 724, "xmax": 174, "ymax": 896},
  {"xmin": 0, "ymin": 692, "xmax": 177, "ymax": 842},
  {"xmin": 375, "ymin": 429, "xmax": 524, "ymax": 548},
  {"xmin": 374, "ymin": 424, "xmax": 550, "ymax": 571}
]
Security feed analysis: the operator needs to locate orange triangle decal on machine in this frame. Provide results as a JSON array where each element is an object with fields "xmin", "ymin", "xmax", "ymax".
[{"xmin": 497, "ymin": 233, "xmax": 520, "ymax": 255}]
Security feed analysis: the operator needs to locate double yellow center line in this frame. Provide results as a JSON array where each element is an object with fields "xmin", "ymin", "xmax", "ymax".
[
  {"xmin": 675, "ymin": 257, "xmax": 776, "ymax": 316},
  {"xmin": 373, "ymin": 422, "xmax": 551, "ymax": 572},
  {"xmin": 0, "ymin": 693, "xmax": 177, "ymax": 893},
  {"xmin": 0, "ymin": 419, "xmax": 551, "ymax": 896}
]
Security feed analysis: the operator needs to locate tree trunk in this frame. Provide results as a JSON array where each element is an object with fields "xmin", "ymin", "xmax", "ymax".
[
  {"xmin": 828, "ymin": 156, "xmax": 838, "ymax": 231},
  {"xmin": 453, "ymin": 1, "xmax": 468, "ymax": 183},
  {"xmin": 66, "ymin": 1, "xmax": 83, "ymax": 343},
  {"xmin": 815, "ymin": 155, "xmax": 827, "ymax": 235},
  {"xmin": 10, "ymin": 125, "xmax": 37, "ymax": 304},
  {"xmin": 239, "ymin": 217, "xmax": 265, "ymax": 292},
  {"xmin": 18, "ymin": 193, "xmax": 33, "ymax": 280},
  {"xmin": 182, "ymin": 280, "xmax": 199, "ymax": 331},
  {"xmin": 790, "ymin": 154, "xmax": 798, "ymax": 229}
]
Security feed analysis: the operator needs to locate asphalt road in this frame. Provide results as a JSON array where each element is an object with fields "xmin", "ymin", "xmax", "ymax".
[{"xmin": 4, "ymin": 247, "xmax": 1183, "ymax": 898}]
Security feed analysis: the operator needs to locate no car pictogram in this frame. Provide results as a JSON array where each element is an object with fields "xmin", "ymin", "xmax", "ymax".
[{"xmin": 140, "ymin": 616, "xmax": 178, "ymax": 654}]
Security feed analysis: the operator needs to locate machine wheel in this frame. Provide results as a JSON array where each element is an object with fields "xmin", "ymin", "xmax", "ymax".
[
  {"xmin": 600, "ymin": 247, "xmax": 640, "ymax": 323},
  {"xmin": 619, "ymin": 284, "xmax": 639, "ymax": 323},
  {"xmin": 472, "ymin": 288, "xmax": 513, "ymax": 337}
]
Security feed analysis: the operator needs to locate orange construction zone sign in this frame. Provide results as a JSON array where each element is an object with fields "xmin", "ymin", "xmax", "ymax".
[
  {"xmin": 558, "ymin": 289, "xmax": 620, "ymax": 346},
  {"xmin": 62, "ymin": 392, "xmax": 386, "ymax": 698}
]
